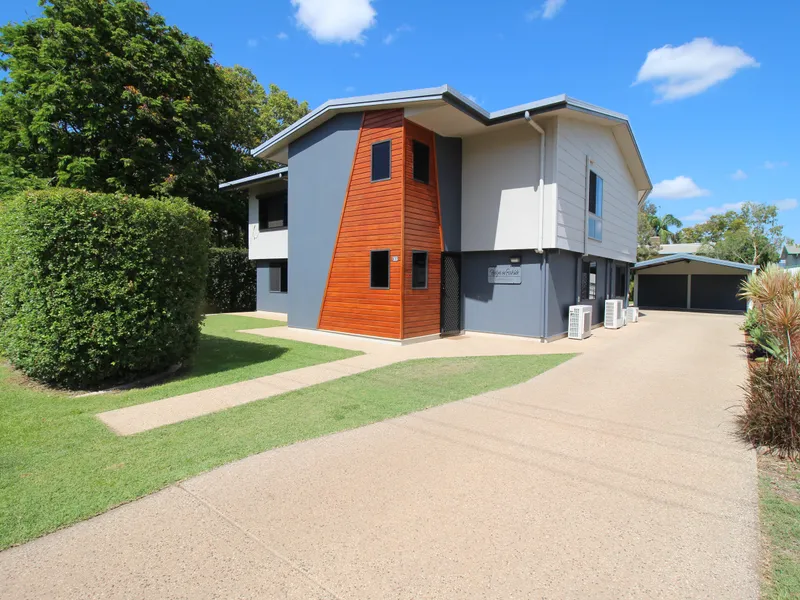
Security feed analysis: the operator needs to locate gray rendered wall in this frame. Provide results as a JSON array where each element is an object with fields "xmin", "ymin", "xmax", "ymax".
[
  {"xmin": 462, "ymin": 250, "xmax": 544, "ymax": 337},
  {"xmin": 256, "ymin": 261, "xmax": 289, "ymax": 313},
  {"xmin": 286, "ymin": 112, "xmax": 362, "ymax": 329},
  {"xmin": 435, "ymin": 134, "xmax": 462, "ymax": 252},
  {"xmin": 546, "ymin": 250, "xmax": 579, "ymax": 337}
]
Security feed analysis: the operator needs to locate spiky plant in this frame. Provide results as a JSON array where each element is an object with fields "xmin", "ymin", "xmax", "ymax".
[{"xmin": 738, "ymin": 359, "xmax": 800, "ymax": 460}]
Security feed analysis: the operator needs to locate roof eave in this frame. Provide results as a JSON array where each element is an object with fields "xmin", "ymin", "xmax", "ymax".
[
  {"xmin": 632, "ymin": 253, "xmax": 757, "ymax": 272},
  {"xmin": 218, "ymin": 167, "xmax": 288, "ymax": 191}
]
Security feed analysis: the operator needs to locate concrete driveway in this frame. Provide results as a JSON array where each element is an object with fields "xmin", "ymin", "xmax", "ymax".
[{"xmin": 0, "ymin": 311, "xmax": 758, "ymax": 599}]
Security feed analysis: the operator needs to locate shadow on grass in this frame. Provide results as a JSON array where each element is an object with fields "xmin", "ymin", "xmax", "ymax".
[{"xmin": 187, "ymin": 334, "xmax": 290, "ymax": 377}]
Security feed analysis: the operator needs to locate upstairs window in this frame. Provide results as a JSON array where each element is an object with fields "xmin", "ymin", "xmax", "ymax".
[
  {"xmin": 370, "ymin": 250, "xmax": 390, "ymax": 289},
  {"xmin": 412, "ymin": 140, "xmax": 430, "ymax": 184},
  {"xmin": 588, "ymin": 171, "xmax": 603, "ymax": 241},
  {"xmin": 411, "ymin": 251, "xmax": 428, "ymax": 289},
  {"xmin": 258, "ymin": 191, "xmax": 288, "ymax": 231},
  {"xmin": 371, "ymin": 140, "xmax": 391, "ymax": 182}
]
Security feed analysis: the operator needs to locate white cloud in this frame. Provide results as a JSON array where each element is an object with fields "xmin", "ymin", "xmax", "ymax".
[
  {"xmin": 292, "ymin": 0, "xmax": 376, "ymax": 44},
  {"xmin": 634, "ymin": 38, "xmax": 759, "ymax": 102},
  {"xmin": 277, "ymin": 32, "xmax": 289, "ymax": 40},
  {"xmin": 525, "ymin": 0, "xmax": 566, "ymax": 20},
  {"xmin": 775, "ymin": 198, "xmax": 798, "ymax": 211},
  {"xmin": 731, "ymin": 169, "xmax": 747, "ymax": 181},
  {"xmin": 344, "ymin": 86, "xmax": 356, "ymax": 93},
  {"xmin": 765, "ymin": 160, "xmax": 788, "ymax": 169},
  {"xmin": 651, "ymin": 176, "xmax": 711, "ymax": 199},
  {"xmin": 682, "ymin": 202, "xmax": 743, "ymax": 223},
  {"xmin": 247, "ymin": 38, "xmax": 259, "ymax": 48},
  {"xmin": 383, "ymin": 24, "xmax": 412, "ymax": 45}
]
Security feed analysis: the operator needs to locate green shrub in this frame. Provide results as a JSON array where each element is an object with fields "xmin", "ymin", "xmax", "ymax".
[
  {"xmin": 0, "ymin": 189, "xmax": 210, "ymax": 389},
  {"xmin": 739, "ymin": 359, "xmax": 800, "ymax": 460},
  {"xmin": 205, "ymin": 247, "xmax": 256, "ymax": 313}
]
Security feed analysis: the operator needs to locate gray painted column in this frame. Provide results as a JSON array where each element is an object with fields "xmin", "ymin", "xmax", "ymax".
[{"xmin": 687, "ymin": 273, "xmax": 692, "ymax": 309}]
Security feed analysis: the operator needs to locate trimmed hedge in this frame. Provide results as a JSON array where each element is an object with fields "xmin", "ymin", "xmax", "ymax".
[
  {"xmin": 205, "ymin": 247, "xmax": 256, "ymax": 313},
  {"xmin": 0, "ymin": 189, "xmax": 210, "ymax": 389}
]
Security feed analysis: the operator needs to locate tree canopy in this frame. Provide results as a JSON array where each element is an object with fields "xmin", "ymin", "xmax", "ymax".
[
  {"xmin": 0, "ymin": 0, "xmax": 308, "ymax": 243},
  {"xmin": 637, "ymin": 200, "xmax": 683, "ymax": 261},
  {"xmin": 679, "ymin": 202, "xmax": 789, "ymax": 267}
]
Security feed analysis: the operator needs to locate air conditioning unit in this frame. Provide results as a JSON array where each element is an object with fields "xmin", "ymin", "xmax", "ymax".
[
  {"xmin": 604, "ymin": 299, "xmax": 624, "ymax": 329},
  {"xmin": 568, "ymin": 305, "xmax": 593, "ymax": 340},
  {"xmin": 626, "ymin": 306, "xmax": 639, "ymax": 323}
]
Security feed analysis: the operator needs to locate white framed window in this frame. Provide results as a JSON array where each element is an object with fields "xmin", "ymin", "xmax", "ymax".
[{"xmin": 588, "ymin": 171, "xmax": 603, "ymax": 241}]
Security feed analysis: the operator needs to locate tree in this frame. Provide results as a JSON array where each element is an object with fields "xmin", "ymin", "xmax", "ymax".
[
  {"xmin": 680, "ymin": 202, "xmax": 789, "ymax": 267},
  {"xmin": 678, "ymin": 211, "xmax": 743, "ymax": 244},
  {"xmin": 0, "ymin": 0, "xmax": 308, "ymax": 242},
  {"xmin": 637, "ymin": 200, "xmax": 659, "ymax": 261},
  {"xmin": 649, "ymin": 213, "xmax": 683, "ymax": 243}
]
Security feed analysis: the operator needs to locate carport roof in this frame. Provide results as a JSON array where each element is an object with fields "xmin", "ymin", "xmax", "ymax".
[{"xmin": 632, "ymin": 253, "xmax": 757, "ymax": 272}]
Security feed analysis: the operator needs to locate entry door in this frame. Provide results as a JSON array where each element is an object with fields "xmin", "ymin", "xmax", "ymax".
[{"xmin": 440, "ymin": 253, "xmax": 462, "ymax": 335}]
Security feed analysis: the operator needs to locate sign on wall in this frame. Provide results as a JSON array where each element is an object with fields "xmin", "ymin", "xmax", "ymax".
[{"xmin": 488, "ymin": 265, "xmax": 522, "ymax": 284}]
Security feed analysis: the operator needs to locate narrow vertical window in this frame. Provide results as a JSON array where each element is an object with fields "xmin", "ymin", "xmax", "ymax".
[
  {"xmin": 588, "ymin": 171, "xmax": 603, "ymax": 241},
  {"xmin": 412, "ymin": 140, "xmax": 430, "ymax": 184},
  {"xmin": 411, "ymin": 251, "xmax": 428, "ymax": 289},
  {"xmin": 370, "ymin": 250, "xmax": 390, "ymax": 289},
  {"xmin": 581, "ymin": 260, "xmax": 597, "ymax": 300},
  {"xmin": 371, "ymin": 140, "xmax": 391, "ymax": 182}
]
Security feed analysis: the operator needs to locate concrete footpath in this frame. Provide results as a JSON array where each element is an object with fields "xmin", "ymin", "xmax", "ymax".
[
  {"xmin": 99, "ymin": 321, "xmax": 618, "ymax": 436},
  {"xmin": 0, "ymin": 311, "xmax": 758, "ymax": 599}
]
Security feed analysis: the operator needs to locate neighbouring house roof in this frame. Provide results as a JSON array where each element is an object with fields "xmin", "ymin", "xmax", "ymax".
[
  {"xmin": 249, "ymin": 85, "xmax": 651, "ymax": 202},
  {"xmin": 782, "ymin": 244, "xmax": 800, "ymax": 255},
  {"xmin": 632, "ymin": 253, "xmax": 757, "ymax": 272},
  {"xmin": 656, "ymin": 243, "xmax": 704, "ymax": 255},
  {"xmin": 218, "ymin": 167, "xmax": 288, "ymax": 191}
]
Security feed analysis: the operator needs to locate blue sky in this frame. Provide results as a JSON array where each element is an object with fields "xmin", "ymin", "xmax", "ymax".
[{"xmin": 3, "ymin": 0, "xmax": 799, "ymax": 238}]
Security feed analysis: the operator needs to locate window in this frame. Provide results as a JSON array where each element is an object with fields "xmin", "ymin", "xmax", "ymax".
[
  {"xmin": 269, "ymin": 260, "xmax": 288, "ymax": 293},
  {"xmin": 412, "ymin": 140, "xmax": 430, "ymax": 184},
  {"xmin": 258, "ymin": 191, "xmax": 288, "ymax": 231},
  {"xmin": 581, "ymin": 261, "xmax": 597, "ymax": 300},
  {"xmin": 371, "ymin": 140, "xmax": 391, "ymax": 182},
  {"xmin": 588, "ymin": 171, "xmax": 603, "ymax": 241},
  {"xmin": 411, "ymin": 251, "xmax": 428, "ymax": 289},
  {"xmin": 370, "ymin": 250, "xmax": 390, "ymax": 289}
]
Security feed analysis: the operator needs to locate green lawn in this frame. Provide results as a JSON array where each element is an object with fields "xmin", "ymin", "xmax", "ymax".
[
  {"xmin": 760, "ymin": 455, "xmax": 800, "ymax": 599},
  {"xmin": 0, "ymin": 332, "xmax": 573, "ymax": 550}
]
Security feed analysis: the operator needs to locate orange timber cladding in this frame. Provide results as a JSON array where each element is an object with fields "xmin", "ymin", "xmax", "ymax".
[{"xmin": 318, "ymin": 109, "xmax": 444, "ymax": 340}]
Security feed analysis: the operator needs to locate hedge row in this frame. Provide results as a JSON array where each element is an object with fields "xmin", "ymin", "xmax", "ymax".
[
  {"xmin": 205, "ymin": 247, "xmax": 256, "ymax": 313},
  {"xmin": 0, "ymin": 189, "xmax": 210, "ymax": 389}
]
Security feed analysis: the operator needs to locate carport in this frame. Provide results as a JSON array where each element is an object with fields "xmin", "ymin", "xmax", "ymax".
[{"xmin": 632, "ymin": 253, "xmax": 756, "ymax": 313}]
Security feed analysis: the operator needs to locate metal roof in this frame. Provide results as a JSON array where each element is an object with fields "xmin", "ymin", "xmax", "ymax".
[
  {"xmin": 218, "ymin": 167, "xmax": 288, "ymax": 191},
  {"xmin": 783, "ymin": 244, "xmax": 800, "ymax": 255},
  {"xmin": 632, "ymin": 253, "xmax": 757, "ymax": 272},
  {"xmin": 248, "ymin": 85, "xmax": 650, "ymax": 197}
]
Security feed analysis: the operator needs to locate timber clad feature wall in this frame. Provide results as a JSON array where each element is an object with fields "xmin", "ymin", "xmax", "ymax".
[
  {"xmin": 318, "ymin": 111, "xmax": 444, "ymax": 339},
  {"xmin": 318, "ymin": 110, "xmax": 405, "ymax": 338},
  {"xmin": 403, "ymin": 120, "xmax": 443, "ymax": 338}
]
